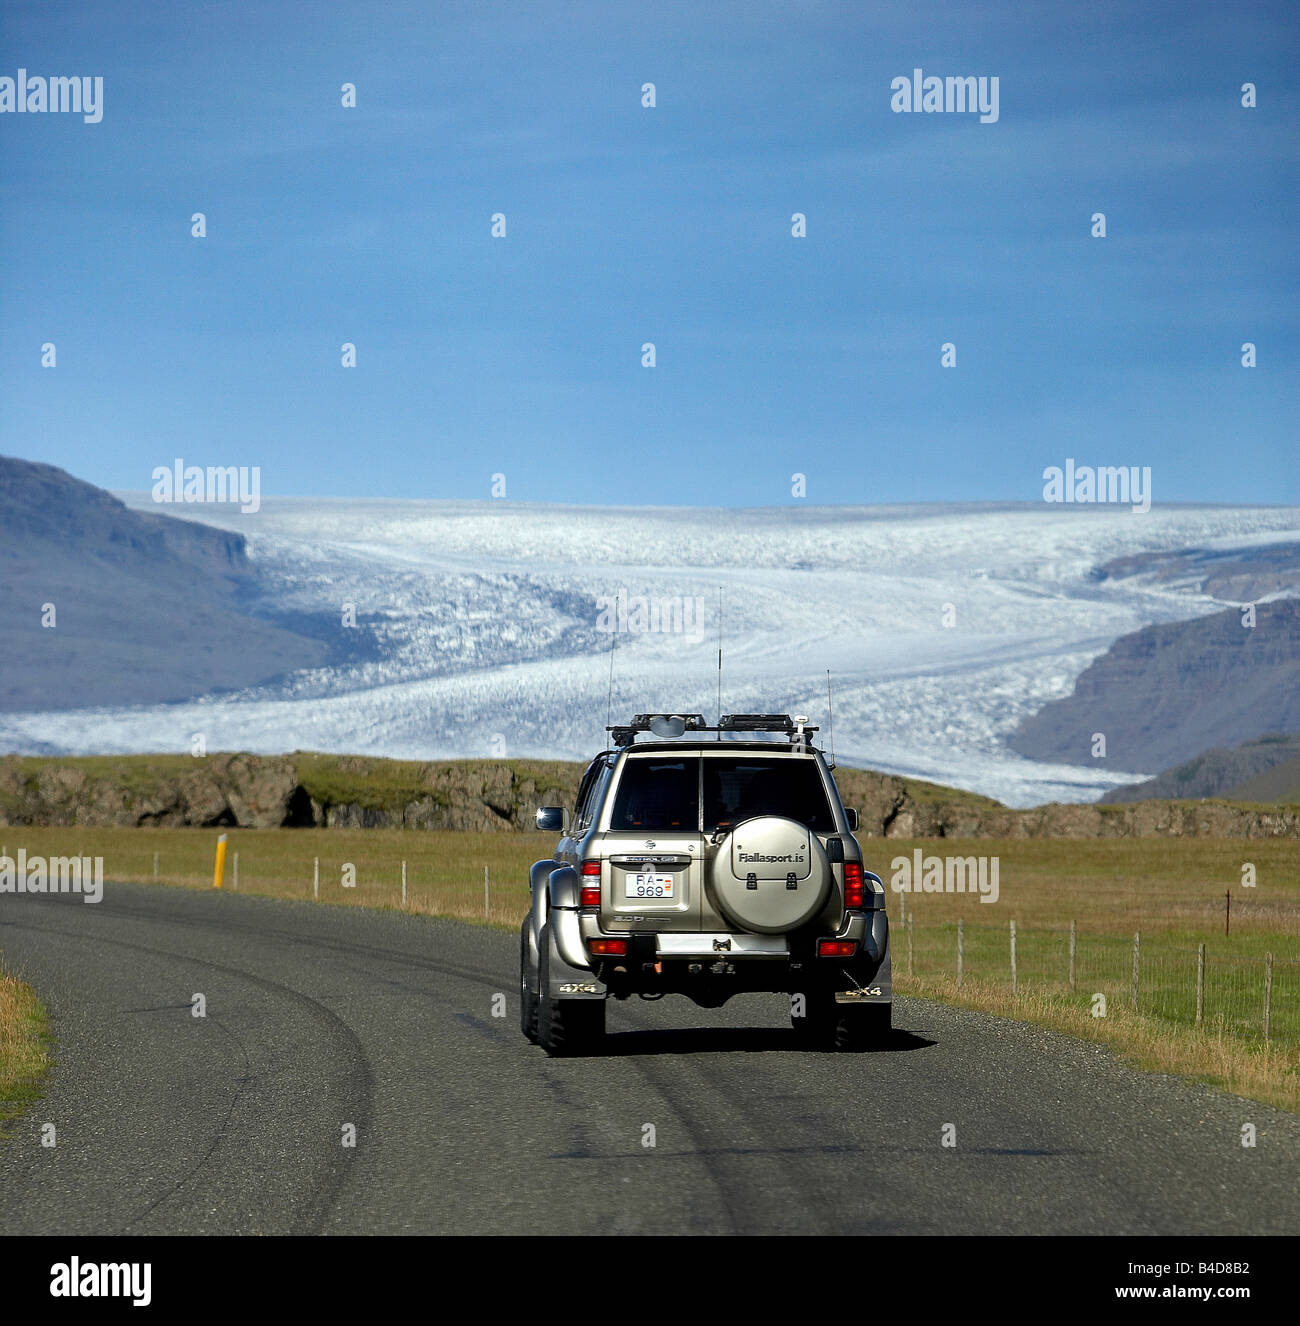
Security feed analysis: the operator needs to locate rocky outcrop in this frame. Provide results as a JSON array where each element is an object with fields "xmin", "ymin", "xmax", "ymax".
[
  {"xmin": 0, "ymin": 753, "xmax": 301, "ymax": 828},
  {"xmin": 0, "ymin": 753, "xmax": 579, "ymax": 833},
  {"xmin": 829, "ymin": 765, "xmax": 1299, "ymax": 838},
  {"xmin": 0, "ymin": 753, "xmax": 1294, "ymax": 838}
]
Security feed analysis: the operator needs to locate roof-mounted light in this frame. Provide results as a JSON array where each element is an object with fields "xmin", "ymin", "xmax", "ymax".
[{"xmin": 719, "ymin": 714, "xmax": 819, "ymax": 736}]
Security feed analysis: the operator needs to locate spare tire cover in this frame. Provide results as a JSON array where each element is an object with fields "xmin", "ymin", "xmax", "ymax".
[{"xmin": 709, "ymin": 816, "xmax": 831, "ymax": 934}]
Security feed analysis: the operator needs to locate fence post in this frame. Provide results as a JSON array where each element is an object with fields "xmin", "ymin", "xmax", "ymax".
[
  {"xmin": 899, "ymin": 888, "xmax": 906, "ymax": 927},
  {"xmin": 233, "ymin": 851, "xmax": 239, "ymax": 891},
  {"xmin": 907, "ymin": 914, "xmax": 914, "ymax": 977},
  {"xmin": 313, "ymin": 856, "xmax": 319, "ymax": 901},
  {"xmin": 1010, "ymin": 919, "xmax": 1017, "ymax": 996},
  {"xmin": 1131, "ymin": 931, "xmax": 1140, "ymax": 1011},
  {"xmin": 485, "ymin": 865, "xmax": 490, "ymax": 920},
  {"xmin": 1069, "ymin": 919, "xmax": 1076, "ymax": 991},
  {"xmin": 1196, "ymin": 943, "xmax": 1205, "ymax": 1027},
  {"xmin": 957, "ymin": 917, "xmax": 964, "ymax": 990},
  {"xmin": 402, "ymin": 860, "xmax": 407, "ymax": 910},
  {"xmin": 1264, "ymin": 952, "xmax": 1273, "ymax": 1045}
]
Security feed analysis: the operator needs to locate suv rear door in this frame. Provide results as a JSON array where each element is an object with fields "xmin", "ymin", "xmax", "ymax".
[{"xmin": 598, "ymin": 753, "xmax": 704, "ymax": 931}]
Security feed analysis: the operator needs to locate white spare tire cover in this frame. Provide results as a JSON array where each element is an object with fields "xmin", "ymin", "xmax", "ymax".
[{"xmin": 709, "ymin": 816, "xmax": 830, "ymax": 934}]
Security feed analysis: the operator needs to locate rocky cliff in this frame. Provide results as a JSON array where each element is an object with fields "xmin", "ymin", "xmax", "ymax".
[
  {"xmin": 1009, "ymin": 598, "xmax": 1300, "ymax": 772},
  {"xmin": 0, "ymin": 752, "xmax": 1295, "ymax": 839}
]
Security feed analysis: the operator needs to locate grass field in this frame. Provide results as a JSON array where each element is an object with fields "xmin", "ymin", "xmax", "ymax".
[
  {"xmin": 0, "ymin": 966, "xmax": 51, "ymax": 1138},
  {"xmin": 879, "ymin": 838, "xmax": 1300, "ymax": 1102},
  {"xmin": 2, "ymin": 827, "xmax": 1297, "ymax": 1109}
]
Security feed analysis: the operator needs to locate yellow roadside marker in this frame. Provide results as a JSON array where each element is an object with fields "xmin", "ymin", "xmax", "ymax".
[{"xmin": 213, "ymin": 833, "xmax": 228, "ymax": 890}]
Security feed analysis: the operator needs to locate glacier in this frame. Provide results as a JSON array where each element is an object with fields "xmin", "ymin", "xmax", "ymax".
[{"xmin": 3, "ymin": 496, "xmax": 1296, "ymax": 808}]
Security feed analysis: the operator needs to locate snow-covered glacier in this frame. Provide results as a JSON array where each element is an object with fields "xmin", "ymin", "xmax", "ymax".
[{"xmin": 5, "ymin": 497, "xmax": 1296, "ymax": 807}]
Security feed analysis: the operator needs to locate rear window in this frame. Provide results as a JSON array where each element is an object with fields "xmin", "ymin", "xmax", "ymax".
[
  {"xmin": 606, "ymin": 754, "xmax": 837, "ymax": 833},
  {"xmin": 608, "ymin": 758, "xmax": 699, "ymax": 831},
  {"xmin": 703, "ymin": 757, "xmax": 835, "ymax": 833}
]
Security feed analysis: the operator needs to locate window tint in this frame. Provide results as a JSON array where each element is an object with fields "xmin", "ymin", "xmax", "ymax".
[
  {"xmin": 609, "ymin": 758, "xmax": 699, "ymax": 831},
  {"xmin": 703, "ymin": 758, "xmax": 834, "ymax": 833}
]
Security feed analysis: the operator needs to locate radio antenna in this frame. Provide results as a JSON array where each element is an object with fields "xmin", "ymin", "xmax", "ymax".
[
  {"xmin": 826, "ymin": 669, "xmax": 836, "ymax": 769},
  {"xmin": 716, "ymin": 585, "xmax": 723, "ymax": 731},
  {"xmin": 606, "ymin": 637, "xmax": 616, "ymax": 738}
]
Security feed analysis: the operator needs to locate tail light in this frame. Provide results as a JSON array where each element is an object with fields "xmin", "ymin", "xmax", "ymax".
[
  {"xmin": 589, "ymin": 939, "xmax": 627, "ymax": 956},
  {"xmin": 843, "ymin": 861, "xmax": 865, "ymax": 910},
  {"xmin": 818, "ymin": 939, "xmax": 857, "ymax": 958},
  {"xmin": 580, "ymin": 860, "xmax": 601, "ymax": 907}
]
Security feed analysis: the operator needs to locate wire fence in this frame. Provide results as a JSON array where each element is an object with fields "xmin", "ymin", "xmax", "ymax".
[
  {"xmin": 4, "ymin": 833, "xmax": 1294, "ymax": 1047},
  {"xmin": 0, "ymin": 835, "xmax": 531, "ymax": 928},
  {"xmin": 901, "ymin": 913, "xmax": 1298, "ymax": 1047}
]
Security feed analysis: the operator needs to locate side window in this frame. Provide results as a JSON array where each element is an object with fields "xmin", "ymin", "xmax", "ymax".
[
  {"xmin": 582, "ymin": 762, "xmax": 612, "ymax": 830},
  {"xmin": 573, "ymin": 760, "xmax": 604, "ymax": 831}
]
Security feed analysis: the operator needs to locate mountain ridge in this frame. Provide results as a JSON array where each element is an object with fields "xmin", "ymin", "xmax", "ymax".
[
  {"xmin": 1100, "ymin": 733, "xmax": 1300, "ymax": 804},
  {"xmin": 1009, "ymin": 599, "xmax": 1300, "ymax": 773},
  {"xmin": 0, "ymin": 457, "xmax": 343, "ymax": 712}
]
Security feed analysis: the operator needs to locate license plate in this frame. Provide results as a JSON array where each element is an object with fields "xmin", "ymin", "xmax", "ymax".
[{"xmin": 625, "ymin": 872, "xmax": 675, "ymax": 899}]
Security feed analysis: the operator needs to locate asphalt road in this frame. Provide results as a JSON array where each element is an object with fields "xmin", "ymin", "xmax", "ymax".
[{"xmin": 1, "ymin": 882, "xmax": 1296, "ymax": 1235}]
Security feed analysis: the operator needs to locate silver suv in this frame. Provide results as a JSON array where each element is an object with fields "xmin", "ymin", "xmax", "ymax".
[{"xmin": 519, "ymin": 713, "xmax": 892, "ymax": 1056}]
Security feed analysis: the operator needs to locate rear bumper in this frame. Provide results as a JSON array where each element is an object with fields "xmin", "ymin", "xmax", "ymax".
[
  {"xmin": 584, "ymin": 911, "xmax": 892, "ymax": 1002},
  {"xmin": 545, "ymin": 906, "xmax": 891, "ymax": 1001},
  {"xmin": 577, "ymin": 907, "xmax": 886, "ymax": 962}
]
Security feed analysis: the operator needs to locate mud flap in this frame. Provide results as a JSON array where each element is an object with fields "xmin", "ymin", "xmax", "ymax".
[
  {"xmin": 545, "ymin": 909, "xmax": 607, "ymax": 1000},
  {"xmin": 835, "ymin": 917, "xmax": 892, "ymax": 1005}
]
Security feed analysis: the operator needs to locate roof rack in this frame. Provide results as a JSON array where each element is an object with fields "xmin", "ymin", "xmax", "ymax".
[{"xmin": 606, "ymin": 713, "xmax": 818, "ymax": 748}]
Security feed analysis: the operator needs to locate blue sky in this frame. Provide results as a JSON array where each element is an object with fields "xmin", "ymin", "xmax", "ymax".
[{"xmin": 1, "ymin": 0, "xmax": 1296, "ymax": 506}]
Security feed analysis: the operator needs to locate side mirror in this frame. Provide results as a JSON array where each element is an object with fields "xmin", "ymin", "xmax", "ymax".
[
  {"xmin": 535, "ymin": 806, "xmax": 567, "ymax": 833},
  {"xmin": 844, "ymin": 807, "xmax": 860, "ymax": 832}
]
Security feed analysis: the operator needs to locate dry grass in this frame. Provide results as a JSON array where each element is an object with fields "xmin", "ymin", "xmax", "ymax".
[
  {"xmin": 883, "ymin": 837, "xmax": 1300, "ymax": 1110},
  {"xmin": 0, "ymin": 967, "xmax": 51, "ymax": 1136},
  {"xmin": 901, "ymin": 971, "xmax": 1300, "ymax": 1114},
  {"xmin": 877, "ymin": 837, "xmax": 1300, "ymax": 955}
]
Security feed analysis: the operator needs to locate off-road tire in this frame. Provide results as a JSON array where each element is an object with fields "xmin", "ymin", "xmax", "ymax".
[
  {"xmin": 519, "ymin": 917, "xmax": 539, "ymax": 1043},
  {"xmin": 791, "ymin": 991, "xmax": 890, "ymax": 1051},
  {"xmin": 832, "ymin": 1000, "xmax": 891, "ymax": 1050},
  {"xmin": 537, "ymin": 921, "xmax": 606, "ymax": 1057}
]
